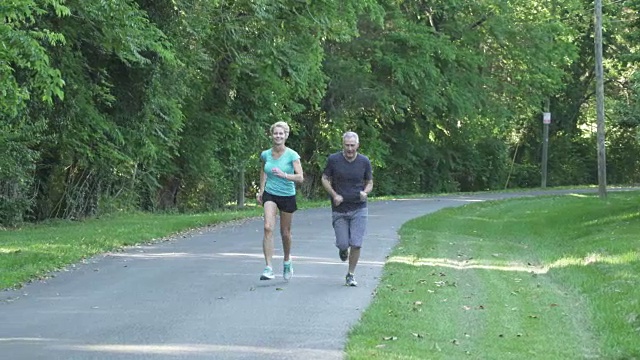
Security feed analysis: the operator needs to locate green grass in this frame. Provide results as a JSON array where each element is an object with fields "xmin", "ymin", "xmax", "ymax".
[{"xmin": 346, "ymin": 191, "xmax": 640, "ymax": 360}]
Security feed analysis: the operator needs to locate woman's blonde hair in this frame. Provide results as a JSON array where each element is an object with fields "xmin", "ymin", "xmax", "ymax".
[{"xmin": 270, "ymin": 121, "xmax": 290, "ymax": 138}]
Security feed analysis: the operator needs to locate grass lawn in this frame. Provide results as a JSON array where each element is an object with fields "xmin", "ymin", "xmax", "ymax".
[{"xmin": 346, "ymin": 191, "xmax": 640, "ymax": 359}]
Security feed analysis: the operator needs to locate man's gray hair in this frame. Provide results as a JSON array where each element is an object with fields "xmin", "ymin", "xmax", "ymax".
[{"xmin": 342, "ymin": 131, "xmax": 359, "ymax": 144}]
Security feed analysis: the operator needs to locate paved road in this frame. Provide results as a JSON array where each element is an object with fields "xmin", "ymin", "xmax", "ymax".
[{"xmin": 0, "ymin": 189, "xmax": 623, "ymax": 359}]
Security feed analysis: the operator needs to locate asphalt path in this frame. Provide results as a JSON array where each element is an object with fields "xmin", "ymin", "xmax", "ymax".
[{"xmin": 0, "ymin": 189, "xmax": 625, "ymax": 359}]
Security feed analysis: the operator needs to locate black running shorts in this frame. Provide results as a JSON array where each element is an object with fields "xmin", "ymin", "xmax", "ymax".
[{"xmin": 262, "ymin": 191, "xmax": 298, "ymax": 213}]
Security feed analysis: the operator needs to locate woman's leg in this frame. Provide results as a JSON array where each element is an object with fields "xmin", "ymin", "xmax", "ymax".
[
  {"xmin": 279, "ymin": 211, "xmax": 293, "ymax": 262},
  {"xmin": 262, "ymin": 201, "xmax": 278, "ymax": 267}
]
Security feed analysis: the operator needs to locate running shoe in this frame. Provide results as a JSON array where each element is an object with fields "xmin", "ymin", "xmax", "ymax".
[
  {"xmin": 260, "ymin": 266, "xmax": 274, "ymax": 280},
  {"xmin": 339, "ymin": 248, "xmax": 349, "ymax": 262},
  {"xmin": 345, "ymin": 273, "xmax": 357, "ymax": 287},
  {"xmin": 283, "ymin": 260, "xmax": 293, "ymax": 281}
]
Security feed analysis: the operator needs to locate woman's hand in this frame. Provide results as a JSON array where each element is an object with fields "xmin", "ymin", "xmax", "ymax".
[
  {"xmin": 256, "ymin": 191, "xmax": 263, "ymax": 205},
  {"xmin": 271, "ymin": 167, "xmax": 287, "ymax": 178}
]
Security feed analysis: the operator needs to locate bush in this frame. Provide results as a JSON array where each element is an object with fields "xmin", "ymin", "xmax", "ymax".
[{"xmin": 0, "ymin": 136, "xmax": 38, "ymax": 226}]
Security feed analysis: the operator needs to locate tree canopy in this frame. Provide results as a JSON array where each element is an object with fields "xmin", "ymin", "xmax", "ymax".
[{"xmin": 2, "ymin": 0, "xmax": 639, "ymax": 226}]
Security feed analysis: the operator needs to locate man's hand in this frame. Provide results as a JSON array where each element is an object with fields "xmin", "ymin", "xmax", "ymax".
[
  {"xmin": 333, "ymin": 194, "xmax": 344, "ymax": 206},
  {"xmin": 359, "ymin": 191, "xmax": 368, "ymax": 202}
]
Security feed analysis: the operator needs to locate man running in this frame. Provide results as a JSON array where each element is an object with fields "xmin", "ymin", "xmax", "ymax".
[{"xmin": 321, "ymin": 131, "xmax": 373, "ymax": 286}]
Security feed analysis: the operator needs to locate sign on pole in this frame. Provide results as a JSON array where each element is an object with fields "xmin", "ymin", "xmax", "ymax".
[{"xmin": 543, "ymin": 112, "xmax": 551, "ymax": 124}]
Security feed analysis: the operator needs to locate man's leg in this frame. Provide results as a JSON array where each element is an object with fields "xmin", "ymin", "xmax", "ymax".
[
  {"xmin": 348, "ymin": 207, "xmax": 368, "ymax": 276},
  {"xmin": 348, "ymin": 247, "xmax": 360, "ymax": 274},
  {"xmin": 332, "ymin": 212, "xmax": 350, "ymax": 261}
]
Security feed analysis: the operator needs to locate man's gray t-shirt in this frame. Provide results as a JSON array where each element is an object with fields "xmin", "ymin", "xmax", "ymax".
[{"xmin": 323, "ymin": 152, "xmax": 373, "ymax": 213}]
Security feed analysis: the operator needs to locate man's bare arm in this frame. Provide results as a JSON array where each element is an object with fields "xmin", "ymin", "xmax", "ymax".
[
  {"xmin": 321, "ymin": 174, "xmax": 337, "ymax": 197},
  {"xmin": 363, "ymin": 179, "xmax": 373, "ymax": 194}
]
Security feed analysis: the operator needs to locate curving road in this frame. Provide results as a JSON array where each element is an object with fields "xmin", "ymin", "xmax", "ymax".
[{"xmin": 0, "ymin": 189, "xmax": 621, "ymax": 359}]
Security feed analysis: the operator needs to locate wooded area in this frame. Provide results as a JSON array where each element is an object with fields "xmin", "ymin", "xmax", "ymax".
[{"xmin": 2, "ymin": 0, "xmax": 640, "ymax": 226}]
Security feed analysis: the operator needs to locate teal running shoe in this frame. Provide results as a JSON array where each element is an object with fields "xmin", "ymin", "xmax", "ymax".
[
  {"xmin": 283, "ymin": 260, "xmax": 293, "ymax": 281},
  {"xmin": 260, "ymin": 266, "xmax": 274, "ymax": 280}
]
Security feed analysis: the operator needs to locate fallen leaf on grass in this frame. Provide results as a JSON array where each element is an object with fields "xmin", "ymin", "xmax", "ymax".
[
  {"xmin": 411, "ymin": 333, "xmax": 424, "ymax": 338},
  {"xmin": 463, "ymin": 305, "xmax": 471, "ymax": 310},
  {"xmin": 412, "ymin": 300, "xmax": 424, "ymax": 311},
  {"xmin": 383, "ymin": 336, "xmax": 398, "ymax": 341},
  {"xmin": 375, "ymin": 344, "xmax": 386, "ymax": 348},
  {"xmin": 626, "ymin": 313, "xmax": 637, "ymax": 324}
]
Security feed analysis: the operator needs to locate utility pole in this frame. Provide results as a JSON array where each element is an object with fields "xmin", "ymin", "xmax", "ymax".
[
  {"xmin": 541, "ymin": 0, "xmax": 555, "ymax": 190},
  {"xmin": 594, "ymin": 0, "xmax": 607, "ymax": 199},
  {"xmin": 541, "ymin": 100, "xmax": 550, "ymax": 188}
]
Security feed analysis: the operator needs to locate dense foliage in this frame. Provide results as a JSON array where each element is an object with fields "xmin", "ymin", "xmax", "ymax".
[{"xmin": 2, "ymin": 0, "xmax": 639, "ymax": 226}]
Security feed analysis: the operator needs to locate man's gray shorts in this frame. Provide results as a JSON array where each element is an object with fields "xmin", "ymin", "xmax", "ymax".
[{"xmin": 332, "ymin": 207, "xmax": 368, "ymax": 250}]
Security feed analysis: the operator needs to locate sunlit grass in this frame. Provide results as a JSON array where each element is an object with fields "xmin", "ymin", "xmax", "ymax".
[
  {"xmin": 347, "ymin": 191, "xmax": 640, "ymax": 360},
  {"xmin": 387, "ymin": 250, "xmax": 640, "ymax": 274}
]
